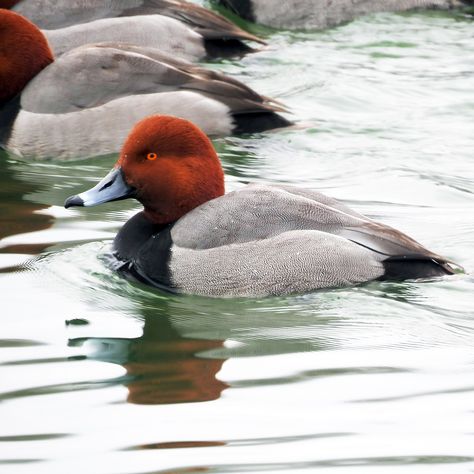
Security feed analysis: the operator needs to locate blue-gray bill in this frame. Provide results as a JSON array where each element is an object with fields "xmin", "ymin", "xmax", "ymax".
[{"xmin": 64, "ymin": 167, "xmax": 135, "ymax": 208}]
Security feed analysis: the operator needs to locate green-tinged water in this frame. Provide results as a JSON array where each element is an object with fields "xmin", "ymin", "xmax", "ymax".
[{"xmin": 1, "ymin": 7, "xmax": 474, "ymax": 474}]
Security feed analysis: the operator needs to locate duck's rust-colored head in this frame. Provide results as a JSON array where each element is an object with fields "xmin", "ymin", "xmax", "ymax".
[
  {"xmin": 65, "ymin": 115, "xmax": 225, "ymax": 225},
  {"xmin": 0, "ymin": 10, "xmax": 53, "ymax": 104}
]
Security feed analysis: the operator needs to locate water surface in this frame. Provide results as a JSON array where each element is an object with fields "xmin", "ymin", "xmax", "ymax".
[{"xmin": 1, "ymin": 7, "xmax": 473, "ymax": 474}]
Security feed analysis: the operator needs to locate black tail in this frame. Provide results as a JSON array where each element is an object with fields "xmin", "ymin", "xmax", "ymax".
[
  {"xmin": 204, "ymin": 38, "xmax": 256, "ymax": 58},
  {"xmin": 381, "ymin": 255, "xmax": 456, "ymax": 281},
  {"xmin": 232, "ymin": 112, "xmax": 293, "ymax": 134}
]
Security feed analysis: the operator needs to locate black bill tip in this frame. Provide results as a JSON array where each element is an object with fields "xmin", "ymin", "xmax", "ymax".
[{"xmin": 64, "ymin": 195, "xmax": 84, "ymax": 209}]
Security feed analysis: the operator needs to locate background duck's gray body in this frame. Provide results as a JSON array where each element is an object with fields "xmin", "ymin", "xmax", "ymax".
[
  {"xmin": 12, "ymin": 0, "xmax": 260, "ymax": 37},
  {"xmin": 1, "ymin": 45, "xmax": 288, "ymax": 160},
  {"xmin": 13, "ymin": 0, "xmax": 155, "ymax": 28},
  {"xmin": 6, "ymin": 91, "xmax": 233, "ymax": 160},
  {"xmin": 13, "ymin": 0, "xmax": 262, "ymax": 53},
  {"xmin": 219, "ymin": 0, "xmax": 464, "ymax": 29},
  {"xmin": 114, "ymin": 184, "xmax": 452, "ymax": 297}
]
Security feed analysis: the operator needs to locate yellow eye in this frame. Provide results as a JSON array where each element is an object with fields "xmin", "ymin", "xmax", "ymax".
[{"xmin": 147, "ymin": 152, "xmax": 157, "ymax": 161}]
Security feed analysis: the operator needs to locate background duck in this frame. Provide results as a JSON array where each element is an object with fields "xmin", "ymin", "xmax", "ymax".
[
  {"xmin": 42, "ymin": 14, "xmax": 245, "ymax": 60},
  {"xmin": 217, "ymin": 0, "xmax": 470, "ymax": 30},
  {"xmin": 0, "ymin": 11, "xmax": 290, "ymax": 160},
  {"xmin": 5, "ymin": 0, "xmax": 264, "ymax": 56},
  {"xmin": 65, "ymin": 115, "xmax": 458, "ymax": 298}
]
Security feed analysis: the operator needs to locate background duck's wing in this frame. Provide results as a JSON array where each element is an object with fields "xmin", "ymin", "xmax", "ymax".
[
  {"xmin": 21, "ymin": 44, "xmax": 196, "ymax": 113},
  {"xmin": 21, "ymin": 44, "xmax": 290, "ymax": 129},
  {"xmin": 172, "ymin": 184, "xmax": 452, "ymax": 266},
  {"xmin": 109, "ymin": 45, "xmax": 289, "ymax": 123},
  {"xmin": 122, "ymin": 0, "xmax": 265, "ymax": 44},
  {"xmin": 43, "ymin": 15, "xmax": 205, "ymax": 59}
]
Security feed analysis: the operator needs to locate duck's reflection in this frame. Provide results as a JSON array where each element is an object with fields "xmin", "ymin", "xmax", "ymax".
[
  {"xmin": 69, "ymin": 307, "xmax": 228, "ymax": 405},
  {"xmin": 64, "ymin": 255, "xmax": 435, "ymax": 406}
]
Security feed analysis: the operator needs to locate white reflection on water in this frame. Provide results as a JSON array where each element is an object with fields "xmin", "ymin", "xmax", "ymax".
[{"xmin": 0, "ymin": 8, "xmax": 473, "ymax": 474}]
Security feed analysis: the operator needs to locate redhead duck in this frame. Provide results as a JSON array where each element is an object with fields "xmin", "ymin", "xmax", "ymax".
[
  {"xmin": 7, "ymin": 0, "xmax": 263, "ymax": 56},
  {"xmin": 0, "ymin": 11, "xmax": 290, "ymax": 160},
  {"xmin": 65, "ymin": 115, "xmax": 457, "ymax": 297},
  {"xmin": 217, "ymin": 0, "xmax": 469, "ymax": 30}
]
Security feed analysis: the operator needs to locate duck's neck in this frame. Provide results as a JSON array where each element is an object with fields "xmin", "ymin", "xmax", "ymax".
[{"xmin": 141, "ymin": 178, "xmax": 225, "ymax": 225}]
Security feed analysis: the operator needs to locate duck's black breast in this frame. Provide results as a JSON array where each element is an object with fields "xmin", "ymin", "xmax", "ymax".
[
  {"xmin": 113, "ymin": 211, "xmax": 175, "ymax": 291},
  {"xmin": 0, "ymin": 95, "xmax": 21, "ymax": 145}
]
